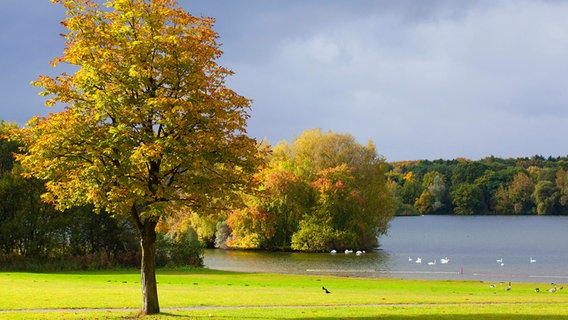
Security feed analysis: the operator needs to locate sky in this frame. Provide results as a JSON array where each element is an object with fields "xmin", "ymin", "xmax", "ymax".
[{"xmin": 2, "ymin": 0, "xmax": 568, "ymax": 162}]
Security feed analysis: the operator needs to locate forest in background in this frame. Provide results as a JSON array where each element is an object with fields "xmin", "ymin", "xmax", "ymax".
[{"xmin": 388, "ymin": 155, "xmax": 568, "ymax": 216}]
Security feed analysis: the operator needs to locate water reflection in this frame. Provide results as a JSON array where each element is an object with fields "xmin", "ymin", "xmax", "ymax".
[
  {"xmin": 204, "ymin": 216, "xmax": 568, "ymax": 283},
  {"xmin": 204, "ymin": 249, "xmax": 393, "ymax": 277}
]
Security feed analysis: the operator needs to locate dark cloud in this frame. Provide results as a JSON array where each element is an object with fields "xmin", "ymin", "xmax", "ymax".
[{"xmin": 2, "ymin": 0, "xmax": 568, "ymax": 161}]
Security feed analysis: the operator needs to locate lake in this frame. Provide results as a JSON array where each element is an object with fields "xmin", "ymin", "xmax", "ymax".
[{"xmin": 203, "ymin": 215, "xmax": 568, "ymax": 283}]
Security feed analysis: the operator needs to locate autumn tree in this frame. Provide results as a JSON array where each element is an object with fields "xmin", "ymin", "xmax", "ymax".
[
  {"xmin": 14, "ymin": 0, "xmax": 261, "ymax": 315},
  {"xmin": 0, "ymin": 121, "xmax": 19, "ymax": 175},
  {"xmin": 494, "ymin": 172, "xmax": 535, "ymax": 214},
  {"xmin": 398, "ymin": 172, "xmax": 424, "ymax": 209},
  {"xmin": 414, "ymin": 190, "xmax": 432, "ymax": 215},
  {"xmin": 228, "ymin": 167, "xmax": 310, "ymax": 249},
  {"xmin": 494, "ymin": 185, "xmax": 514, "ymax": 214},
  {"xmin": 288, "ymin": 130, "xmax": 393, "ymax": 251},
  {"xmin": 556, "ymin": 168, "xmax": 568, "ymax": 207},
  {"xmin": 292, "ymin": 164, "xmax": 361, "ymax": 251},
  {"xmin": 414, "ymin": 173, "xmax": 449, "ymax": 215},
  {"xmin": 228, "ymin": 129, "xmax": 393, "ymax": 252},
  {"xmin": 532, "ymin": 181, "xmax": 560, "ymax": 215}
]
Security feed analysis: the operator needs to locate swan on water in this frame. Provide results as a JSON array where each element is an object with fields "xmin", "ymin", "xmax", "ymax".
[
  {"xmin": 530, "ymin": 257, "xmax": 536, "ymax": 263},
  {"xmin": 428, "ymin": 260, "xmax": 436, "ymax": 265},
  {"xmin": 440, "ymin": 257, "xmax": 449, "ymax": 264},
  {"xmin": 415, "ymin": 257, "xmax": 422, "ymax": 264}
]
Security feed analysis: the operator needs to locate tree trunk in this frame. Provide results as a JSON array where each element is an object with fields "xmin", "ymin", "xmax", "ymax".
[{"xmin": 140, "ymin": 218, "xmax": 160, "ymax": 315}]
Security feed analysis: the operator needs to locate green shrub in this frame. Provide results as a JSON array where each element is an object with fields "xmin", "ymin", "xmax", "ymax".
[
  {"xmin": 290, "ymin": 218, "xmax": 356, "ymax": 252},
  {"xmin": 156, "ymin": 227, "xmax": 203, "ymax": 267}
]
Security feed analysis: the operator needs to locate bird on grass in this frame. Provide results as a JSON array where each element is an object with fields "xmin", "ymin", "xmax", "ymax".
[
  {"xmin": 322, "ymin": 286, "xmax": 331, "ymax": 294},
  {"xmin": 505, "ymin": 282, "xmax": 512, "ymax": 291},
  {"xmin": 535, "ymin": 288, "xmax": 540, "ymax": 293}
]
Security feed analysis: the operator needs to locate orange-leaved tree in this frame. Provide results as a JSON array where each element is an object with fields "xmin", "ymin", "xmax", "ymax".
[{"xmin": 14, "ymin": 0, "xmax": 262, "ymax": 315}]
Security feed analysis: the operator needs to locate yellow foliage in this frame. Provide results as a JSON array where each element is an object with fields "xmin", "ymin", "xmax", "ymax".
[{"xmin": 16, "ymin": 0, "xmax": 265, "ymax": 221}]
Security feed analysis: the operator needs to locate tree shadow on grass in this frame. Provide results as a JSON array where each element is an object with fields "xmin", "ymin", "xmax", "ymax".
[
  {"xmin": 148, "ymin": 312, "xmax": 187, "ymax": 318},
  {"xmin": 183, "ymin": 315, "xmax": 568, "ymax": 320}
]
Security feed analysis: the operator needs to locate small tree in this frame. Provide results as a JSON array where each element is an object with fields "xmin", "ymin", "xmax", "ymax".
[{"xmin": 14, "ymin": 0, "xmax": 261, "ymax": 315}]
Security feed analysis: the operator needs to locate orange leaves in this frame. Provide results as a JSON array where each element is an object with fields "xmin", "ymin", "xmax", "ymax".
[
  {"xmin": 263, "ymin": 169, "xmax": 301, "ymax": 194},
  {"xmin": 17, "ymin": 0, "xmax": 262, "ymax": 223},
  {"xmin": 310, "ymin": 164, "xmax": 354, "ymax": 195},
  {"xmin": 226, "ymin": 204, "xmax": 276, "ymax": 248},
  {"xmin": 33, "ymin": 72, "xmax": 79, "ymax": 108},
  {"xmin": 49, "ymin": 56, "xmax": 66, "ymax": 67}
]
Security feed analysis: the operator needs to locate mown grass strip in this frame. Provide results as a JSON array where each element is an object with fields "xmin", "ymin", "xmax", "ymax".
[
  {"xmin": 0, "ymin": 268, "xmax": 567, "ymax": 319},
  {"xmin": 3, "ymin": 304, "xmax": 568, "ymax": 320}
]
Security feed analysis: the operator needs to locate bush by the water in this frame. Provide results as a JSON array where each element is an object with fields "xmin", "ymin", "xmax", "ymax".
[
  {"xmin": 0, "ymin": 251, "xmax": 139, "ymax": 272},
  {"xmin": 0, "ymin": 226, "xmax": 204, "ymax": 272},
  {"xmin": 156, "ymin": 228, "xmax": 204, "ymax": 268}
]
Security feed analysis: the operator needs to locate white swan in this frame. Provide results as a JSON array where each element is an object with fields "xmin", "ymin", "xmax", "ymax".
[
  {"xmin": 440, "ymin": 257, "xmax": 449, "ymax": 264},
  {"xmin": 496, "ymin": 258, "xmax": 503, "ymax": 263},
  {"xmin": 408, "ymin": 257, "xmax": 413, "ymax": 262},
  {"xmin": 330, "ymin": 250, "xmax": 337, "ymax": 254},
  {"xmin": 415, "ymin": 257, "xmax": 422, "ymax": 264},
  {"xmin": 428, "ymin": 260, "xmax": 436, "ymax": 265},
  {"xmin": 530, "ymin": 258, "xmax": 536, "ymax": 263},
  {"xmin": 344, "ymin": 249, "xmax": 353, "ymax": 254}
]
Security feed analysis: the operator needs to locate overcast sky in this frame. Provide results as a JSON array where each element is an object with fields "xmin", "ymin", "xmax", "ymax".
[{"xmin": 2, "ymin": 0, "xmax": 568, "ymax": 161}]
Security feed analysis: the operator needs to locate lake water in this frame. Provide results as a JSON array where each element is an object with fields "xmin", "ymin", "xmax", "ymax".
[{"xmin": 203, "ymin": 215, "xmax": 568, "ymax": 283}]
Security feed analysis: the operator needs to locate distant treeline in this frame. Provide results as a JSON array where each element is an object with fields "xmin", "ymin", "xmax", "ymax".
[{"xmin": 387, "ymin": 155, "xmax": 568, "ymax": 215}]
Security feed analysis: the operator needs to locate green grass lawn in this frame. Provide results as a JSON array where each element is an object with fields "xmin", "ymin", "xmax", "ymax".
[{"xmin": 1, "ymin": 268, "xmax": 567, "ymax": 319}]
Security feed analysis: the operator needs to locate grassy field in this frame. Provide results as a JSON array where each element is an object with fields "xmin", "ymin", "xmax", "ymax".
[{"xmin": 1, "ymin": 268, "xmax": 567, "ymax": 319}]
